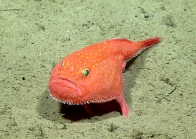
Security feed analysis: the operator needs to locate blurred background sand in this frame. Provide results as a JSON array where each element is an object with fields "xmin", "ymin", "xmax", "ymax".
[{"xmin": 0, "ymin": 0, "xmax": 195, "ymax": 138}]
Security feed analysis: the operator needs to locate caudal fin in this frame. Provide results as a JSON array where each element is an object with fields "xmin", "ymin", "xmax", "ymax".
[
  {"xmin": 143, "ymin": 37, "xmax": 161, "ymax": 47},
  {"xmin": 122, "ymin": 37, "xmax": 161, "ymax": 60}
]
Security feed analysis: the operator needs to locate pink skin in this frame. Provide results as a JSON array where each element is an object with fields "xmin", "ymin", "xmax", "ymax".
[{"xmin": 49, "ymin": 37, "xmax": 161, "ymax": 118}]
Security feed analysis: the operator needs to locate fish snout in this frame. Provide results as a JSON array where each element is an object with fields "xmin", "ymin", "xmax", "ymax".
[{"xmin": 48, "ymin": 76, "xmax": 82, "ymax": 104}]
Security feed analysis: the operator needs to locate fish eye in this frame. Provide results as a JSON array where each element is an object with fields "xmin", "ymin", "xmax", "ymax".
[
  {"xmin": 60, "ymin": 62, "xmax": 64, "ymax": 67},
  {"xmin": 82, "ymin": 68, "xmax": 89, "ymax": 77}
]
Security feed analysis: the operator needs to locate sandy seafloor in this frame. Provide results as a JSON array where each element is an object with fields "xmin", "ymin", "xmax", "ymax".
[{"xmin": 0, "ymin": 0, "xmax": 196, "ymax": 138}]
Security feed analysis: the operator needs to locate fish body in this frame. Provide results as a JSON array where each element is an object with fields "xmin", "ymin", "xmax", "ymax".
[{"xmin": 48, "ymin": 37, "xmax": 160, "ymax": 118}]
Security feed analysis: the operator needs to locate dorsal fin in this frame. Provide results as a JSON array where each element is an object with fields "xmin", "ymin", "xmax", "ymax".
[{"xmin": 111, "ymin": 38, "xmax": 132, "ymax": 43}]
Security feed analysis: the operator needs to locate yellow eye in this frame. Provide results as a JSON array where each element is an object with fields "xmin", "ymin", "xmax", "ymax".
[{"xmin": 82, "ymin": 68, "xmax": 89, "ymax": 77}]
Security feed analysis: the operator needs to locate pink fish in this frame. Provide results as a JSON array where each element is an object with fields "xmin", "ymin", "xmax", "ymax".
[{"xmin": 49, "ymin": 37, "xmax": 161, "ymax": 118}]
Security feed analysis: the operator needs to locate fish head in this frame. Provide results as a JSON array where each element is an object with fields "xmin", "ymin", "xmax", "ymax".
[{"xmin": 48, "ymin": 50, "xmax": 122, "ymax": 105}]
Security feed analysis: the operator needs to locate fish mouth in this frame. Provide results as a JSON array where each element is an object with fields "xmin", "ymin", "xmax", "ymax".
[{"xmin": 48, "ymin": 76, "xmax": 83, "ymax": 104}]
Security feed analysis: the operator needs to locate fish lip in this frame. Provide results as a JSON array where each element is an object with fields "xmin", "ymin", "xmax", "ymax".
[
  {"xmin": 58, "ymin": 76, "xmax": 82, "ymax": 95},
  {"xmin": 49, "ymin": 76, "xmax": 82, "ymax": 104}
]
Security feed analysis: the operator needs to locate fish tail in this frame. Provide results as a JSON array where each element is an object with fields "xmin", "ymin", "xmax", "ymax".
[
  {"xmin": 122, "ymin": 37, "xmax": 161, "ymax": 60},
  {"xmin": 142, "ymin": 37, "xmax": 161, "ymax": 48}
]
